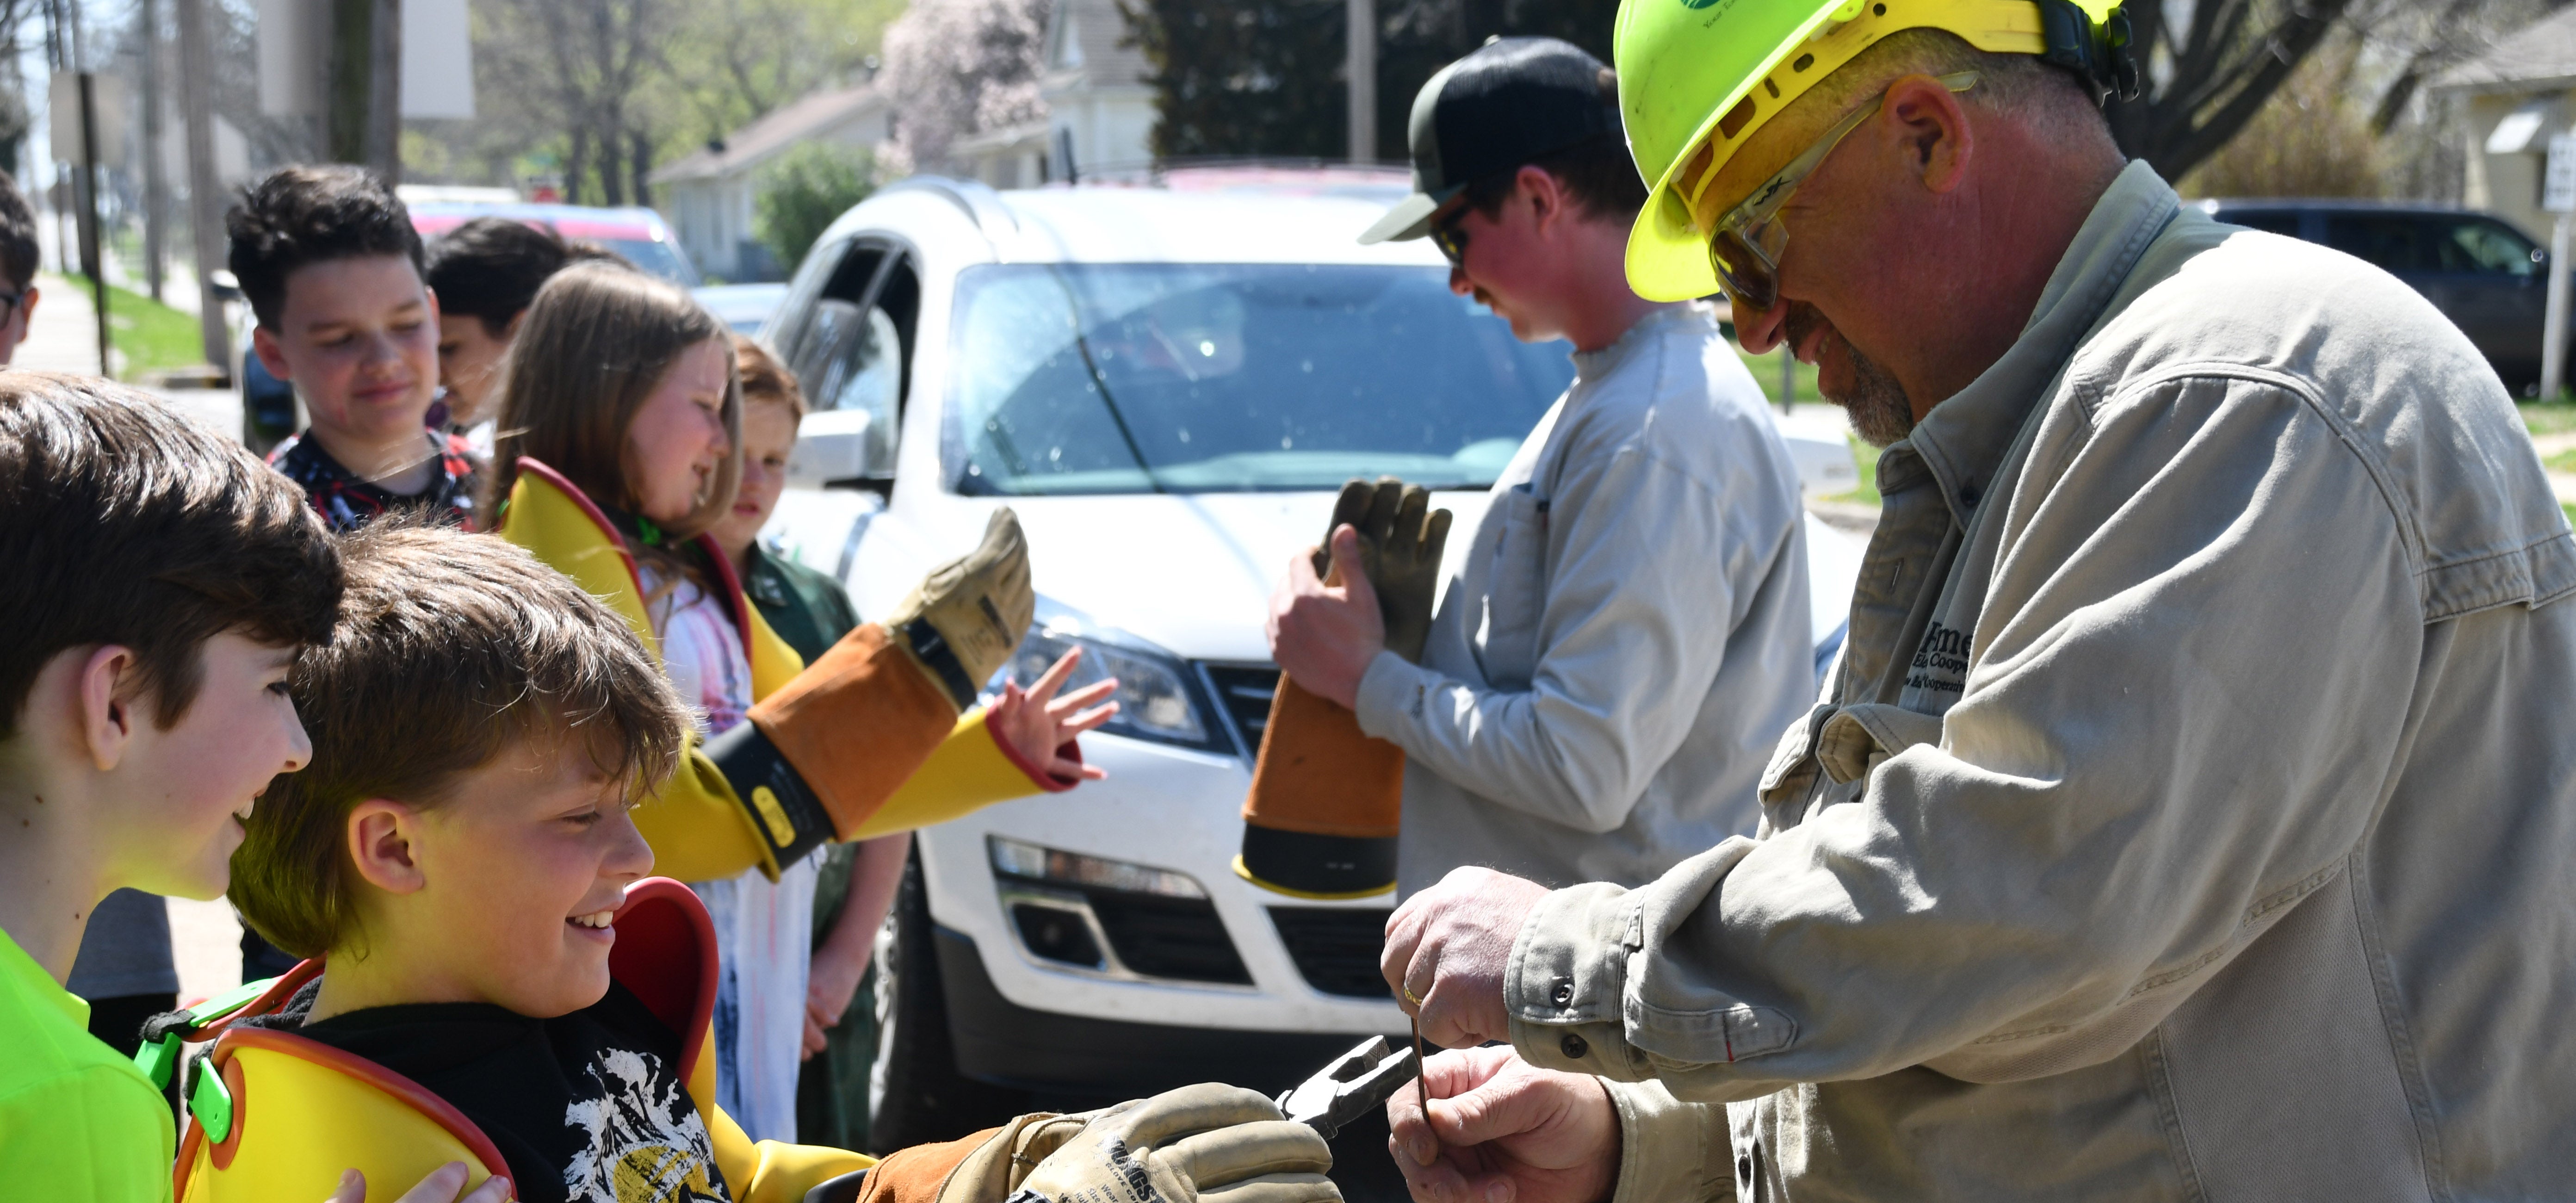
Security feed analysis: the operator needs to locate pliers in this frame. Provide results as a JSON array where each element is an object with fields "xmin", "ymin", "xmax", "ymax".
[{"xmin": 1275, "ymin": 1034, "xmax": 1424, "ymax": 1140}]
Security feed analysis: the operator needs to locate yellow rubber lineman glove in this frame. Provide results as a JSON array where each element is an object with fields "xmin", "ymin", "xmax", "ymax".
[{"xmin": 1006, "ymin": 1084, "xmax": 1340, "ymax": 1203}]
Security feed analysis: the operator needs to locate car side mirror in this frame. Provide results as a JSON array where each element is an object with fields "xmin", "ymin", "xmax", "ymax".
[{"xmin": 790, "ymin": 409, "xmax": 895, "ymax": 488}]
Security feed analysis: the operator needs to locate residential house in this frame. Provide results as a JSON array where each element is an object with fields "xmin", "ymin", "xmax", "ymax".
[
  {"xmin": 2434, "ymin": 7, "xmax": 2576, "ymax": 242},
  {"xmin": 650, "ymin": 82, "xmax": 893, "ymax": 281},
  {"xmin": 943, "ymin": 0, "xmax": 1155, "ymax": 187}
]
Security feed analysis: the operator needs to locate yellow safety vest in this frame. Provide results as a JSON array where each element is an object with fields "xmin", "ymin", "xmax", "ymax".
[
  {"xmin": 497, "ymin": 458, "xmax": 1050, "ymax": 881},
  {"xmin": 171, "ymin": 879, "xmax": 873, "ymax": 1203}
]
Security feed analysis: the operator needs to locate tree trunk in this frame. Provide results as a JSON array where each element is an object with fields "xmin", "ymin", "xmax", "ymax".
[
  {"xmin": 175, "ymin": 0, "xmax": 230, "ymax": 372},
  {"xmin": 631, "ymin": 128, "xmax": 653, "ymax": 209},
  {"xmin": 138, "ymin": 0, "xmax": 166, "ymax": 302}
]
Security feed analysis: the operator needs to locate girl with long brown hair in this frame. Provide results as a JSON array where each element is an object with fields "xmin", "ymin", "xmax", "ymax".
[{"xmin": 482, "ymin": 262, "xmax": 1114, "ymax": 1141}]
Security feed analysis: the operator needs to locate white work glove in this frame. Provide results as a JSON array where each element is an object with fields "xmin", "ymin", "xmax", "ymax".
[{"xmin": 1007, "ymin": 1083, "xmax": 1341, "ymax": 1203}]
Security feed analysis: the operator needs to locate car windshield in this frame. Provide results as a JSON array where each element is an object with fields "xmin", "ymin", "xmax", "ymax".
[{"xmin": 944, "ymin": 263, "xmax": 1574, "ymax": 495}]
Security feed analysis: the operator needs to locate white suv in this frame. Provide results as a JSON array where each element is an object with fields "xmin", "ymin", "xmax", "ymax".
[{"xmin": 755, "ymin": 170, "xmax": 1859, "ymax": 1151}]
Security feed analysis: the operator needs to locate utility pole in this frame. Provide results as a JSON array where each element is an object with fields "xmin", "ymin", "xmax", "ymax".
[
  {"xmin": 326, "ymin": 0, "xmax": 402, "ymax": 180},
  {"xmin": 138, "ymin": 0, "xmax": 166, "ymax": 302},
  {"xmin": 1347, "ymin": 0, "xmax": 1375, "ymax": 164},
  {"xmin": 178, "ymin": 0, "xmax": 230, "ymax": 375},
  {"xmin": 2543, "ymin": 134, "xmax": 2576, "ymax": 402}
]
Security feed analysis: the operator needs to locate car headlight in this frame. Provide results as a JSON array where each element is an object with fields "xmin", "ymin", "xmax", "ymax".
[
  {"xmin": 988, "ymin": 835, "xmax": 1209, "ymax": 899},
  {"xmin": 987, "ymin": 597, "xmax": 1230, "ymax": 754}
]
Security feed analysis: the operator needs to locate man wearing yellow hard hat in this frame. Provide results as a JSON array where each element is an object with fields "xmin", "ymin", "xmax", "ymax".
[{"xmin": 1371, "ymin": 1, "xmax": 2576, "ymax": 1200}]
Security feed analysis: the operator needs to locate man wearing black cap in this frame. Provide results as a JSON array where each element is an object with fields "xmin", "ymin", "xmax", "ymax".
[{"xmin": 1269, "ymin": 37, "xmax": 1818, "ymax": 900}]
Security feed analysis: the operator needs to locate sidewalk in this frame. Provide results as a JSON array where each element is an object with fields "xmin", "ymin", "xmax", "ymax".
[{"xmin": 18, "ymin": 273, "xmax": 107, "ymax": 376}]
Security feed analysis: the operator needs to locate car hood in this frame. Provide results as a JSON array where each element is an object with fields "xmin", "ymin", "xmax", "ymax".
[{"xmin": 994, "ymin": 490, "xmax": 1494, "ymax": 664}]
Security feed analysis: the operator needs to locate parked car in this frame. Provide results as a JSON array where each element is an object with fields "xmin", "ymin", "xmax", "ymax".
[
  {"xmin": 696, "ymin": 282, "xmax": 790, "ymax": 336},
  {"xmin": 2198, "ymin": 198, "xmax": 2555, "ymax": 391},
  {"xmin": 754, "ymin": 171, "xmax": 1866, "ymax": 1149},
  {"xmin": 406, "ymin": 201, "xmax": 702, "ymax": 286},
  {"xmin": 241, "ymin": 201, "xmax": 705, "ymax": 450}
]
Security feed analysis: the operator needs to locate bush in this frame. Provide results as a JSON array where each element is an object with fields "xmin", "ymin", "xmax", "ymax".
[{"xmin": 755, "ymin": 143, "xmax": 879, "ymax": 274}]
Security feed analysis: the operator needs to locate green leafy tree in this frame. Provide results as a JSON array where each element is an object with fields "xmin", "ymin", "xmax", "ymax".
[
  {"xmin": 1120, "ymin": 0, "xmax": 1618, "ymax": 162},
  {"xmin": 755, "ymin": 143, "xmax": 879, "ymax": 273}
]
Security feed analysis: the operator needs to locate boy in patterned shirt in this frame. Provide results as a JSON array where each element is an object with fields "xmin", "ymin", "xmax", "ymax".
[{"xmin": 229, "ymin": 165, "xmax": 478, "ymax": 532}]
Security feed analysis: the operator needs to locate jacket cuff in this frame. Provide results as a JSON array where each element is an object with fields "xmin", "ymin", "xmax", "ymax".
[
  {"xmin": 1351, "ymin": 649, "xmax": 1433, "ymax": 742},
  {"xmin": 983, "ymin": 714, "xmax": 1083, "ymax": 793},
  {"xmin": 1603, "ymin": 1080, "xmax": 1730, "ymax": 1203},
  {"xmin": 700, "ymin": 724, "xmax": 833, "ymax": 872},
  {"xmin": 1506, "ymin": 882, "xmax": 1645, "ymax": 1079}
]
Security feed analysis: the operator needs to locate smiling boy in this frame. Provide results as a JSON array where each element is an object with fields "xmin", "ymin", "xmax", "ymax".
[
  {"xmin": 229, "ymin": 166, "xmax": 479, "ymax": 531},
  {"xmin": 0, "ymin": 372, "xmax": 341, "ymax": 1201},
  {"xmin": 199, "ymin": 522, "xmax": 1339, "ymax": 1203},
  {"xmin": 216, "ymin": 521, "xmax": 736, "ymax": 1201}
]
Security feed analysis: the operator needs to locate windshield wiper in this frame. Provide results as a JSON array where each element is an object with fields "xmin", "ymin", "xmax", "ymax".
[{"xmin": 1046, "ymin": 266, "xmax": 1167, "ymax": 495}]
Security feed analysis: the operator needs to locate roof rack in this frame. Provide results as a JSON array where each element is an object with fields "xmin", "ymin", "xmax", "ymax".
[{"xmin": 880, "ymin": 176, "xmax": 1022, "ymax": 243}]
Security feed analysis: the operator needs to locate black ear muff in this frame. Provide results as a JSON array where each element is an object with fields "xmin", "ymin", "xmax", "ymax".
[{"xmin": 2037, "ymin": 0, "xmax": 2140, "ymax": 107}]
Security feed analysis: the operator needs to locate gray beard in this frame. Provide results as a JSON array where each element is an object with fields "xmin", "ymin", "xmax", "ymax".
[{"xmin": 1785, "ymin": 305, "xmax": 1913, "ymax": 446}]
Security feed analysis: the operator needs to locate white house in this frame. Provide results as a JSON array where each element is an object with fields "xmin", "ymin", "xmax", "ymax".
[
  {"xmin": 944, "ymin": 0, "xmax": 1156, "ymax": 187},
  {"xmin": 650, "ymin": 82, "xmax": 894, "ymax": 281},
  {"xmin": 2433, "ymin": 8, "xmax": 2576, "ymax": 243}
]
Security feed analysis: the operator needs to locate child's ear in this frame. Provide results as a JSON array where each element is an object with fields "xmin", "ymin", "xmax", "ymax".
[
  {"xmin": 346, "ymin": 801, "xmax": 428, "ymax": 895},
  {"xmin": 74, "ymin": 645, "xmax": 140, "ymax": 772},
  {"xmin": 250, "ymin": 325, "xmax": 293, "ymax": 383}
]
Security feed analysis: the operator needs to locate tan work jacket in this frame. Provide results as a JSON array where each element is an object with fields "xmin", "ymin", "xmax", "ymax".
[{"xmin": 1506, "ymin": 162, "xmax": 2576, "ymax": 1200}]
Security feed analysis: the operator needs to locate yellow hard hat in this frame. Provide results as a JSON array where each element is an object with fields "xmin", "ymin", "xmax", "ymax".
[{"xmin": 1616, "ymin": 0, "xmax": 2131, "ymax": 301}]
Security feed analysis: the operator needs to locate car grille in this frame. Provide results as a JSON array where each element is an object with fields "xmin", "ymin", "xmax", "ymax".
[
  {"xmin": 1089, "ymin": 890, "xmax": 1253, "ymax": 985},
  {"xmin": 1268, "ymin": 907, "xmax": 1394, "ymax": 998},
  {"xmin": 1201, "ymin": 664, "xmax": 1280, "ymax": 757}
]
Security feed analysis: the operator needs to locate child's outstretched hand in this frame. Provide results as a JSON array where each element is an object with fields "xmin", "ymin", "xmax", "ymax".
[
  {"xmin": 990, "ymin": 647, "xmax": 1119, "ymax": 783},
  {"xmin": 328, "ymin": 1163, "xmax": 511, "ymax": 1203}
]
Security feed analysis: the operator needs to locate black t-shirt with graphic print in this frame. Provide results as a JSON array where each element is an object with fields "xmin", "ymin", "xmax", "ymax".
[
  {"xmin": 265, "ymin": 428, "xmax": 481, "ymax": 533},
  {"xmin": 249, "ymin": 980, "xmax": 728, "ymax": 1203}
]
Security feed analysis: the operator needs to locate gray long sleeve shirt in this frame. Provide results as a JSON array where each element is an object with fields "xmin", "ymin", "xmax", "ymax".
[
  {"xmin": 1509, "ymin": 163, "xmax": 2576, "ymax": 1200},
  {"xmin": 1355, "ymin": 304, "xmax": 1815, "ymax": 898}
]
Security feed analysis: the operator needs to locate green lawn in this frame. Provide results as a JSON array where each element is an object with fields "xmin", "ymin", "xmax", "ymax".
[
  {"xmin": 1726, "ymin": 331, "xmax": 1884, "ymax": 504},
  {"xmin": 97, "ymin": 280, "xmax": 207, "ymax": 381},
  {"xmin": 1840, "ymin": 434, "xmax": 1882, "ymax": 506},
  {"xmin": 1733, "ymin": 341, "xmax": 1821, "ymax": 407},
  {"xmin": 2521, "ymin": 400, "xmax": 2576, "ymax": 437},
  {"xmin": 2547, "ymin": 447, "xmax": 2576, "ymax": 474}
]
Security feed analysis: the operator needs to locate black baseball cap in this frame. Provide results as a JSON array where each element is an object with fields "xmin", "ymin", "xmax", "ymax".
[{"xmin": 1359, "ymin": 37, "xmax": 1623, "ymax": 246}]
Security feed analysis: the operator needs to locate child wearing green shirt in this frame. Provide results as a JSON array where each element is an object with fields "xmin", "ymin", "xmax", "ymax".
[{"xmin": 0, "ymin": 371, "xmax": 501, "ymax": 1203}]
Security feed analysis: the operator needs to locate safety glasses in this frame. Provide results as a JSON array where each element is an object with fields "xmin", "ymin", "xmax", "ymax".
[{"xmin": 1705, "ymin": 70, "xmax": 1978, "ymax": 312}]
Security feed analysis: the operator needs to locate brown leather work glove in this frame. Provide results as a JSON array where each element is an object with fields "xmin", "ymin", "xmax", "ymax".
[
  {"xmin": 713, "ymin": 509, "xmax": 1037, "ymax": 860},
  {"xmin": 1238, "ymin": 479, "xmax": 1448, "ymax": 899}
]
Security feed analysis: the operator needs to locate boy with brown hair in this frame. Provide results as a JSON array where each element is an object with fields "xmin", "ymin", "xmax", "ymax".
[
  {"xmin": 0, "ymin": 372, "xmax": 495, "ymax": 1203},
  {"xmin": 229, "ymin": 165, "xmax": 478, "ymax": 530},
  {"xmin": 191, "ymin": 520, "xmax": 1337, "ymax": 1203}
]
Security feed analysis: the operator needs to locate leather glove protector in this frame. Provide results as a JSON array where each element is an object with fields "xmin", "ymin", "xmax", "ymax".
[
  {"xmin": 1004, "ymin": 1085, "xmax": 1339, "ymax": 1203},
  {"xmin": 717, "ymin": 508, "xmax": 1037, "ymax": 846},
  {"xmin": 1238, "ymin": 479, "xmax": 1449, "ymax": 898}
]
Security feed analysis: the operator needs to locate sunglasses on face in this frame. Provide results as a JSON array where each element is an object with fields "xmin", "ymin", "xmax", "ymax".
[
  {"xmin": 1704, "ymin": 70, "xmax": 1980, "ymax": 313},
  {"xmin": 1430, "ymin": 206, "xmax": 1471, "ymax": 267}
]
